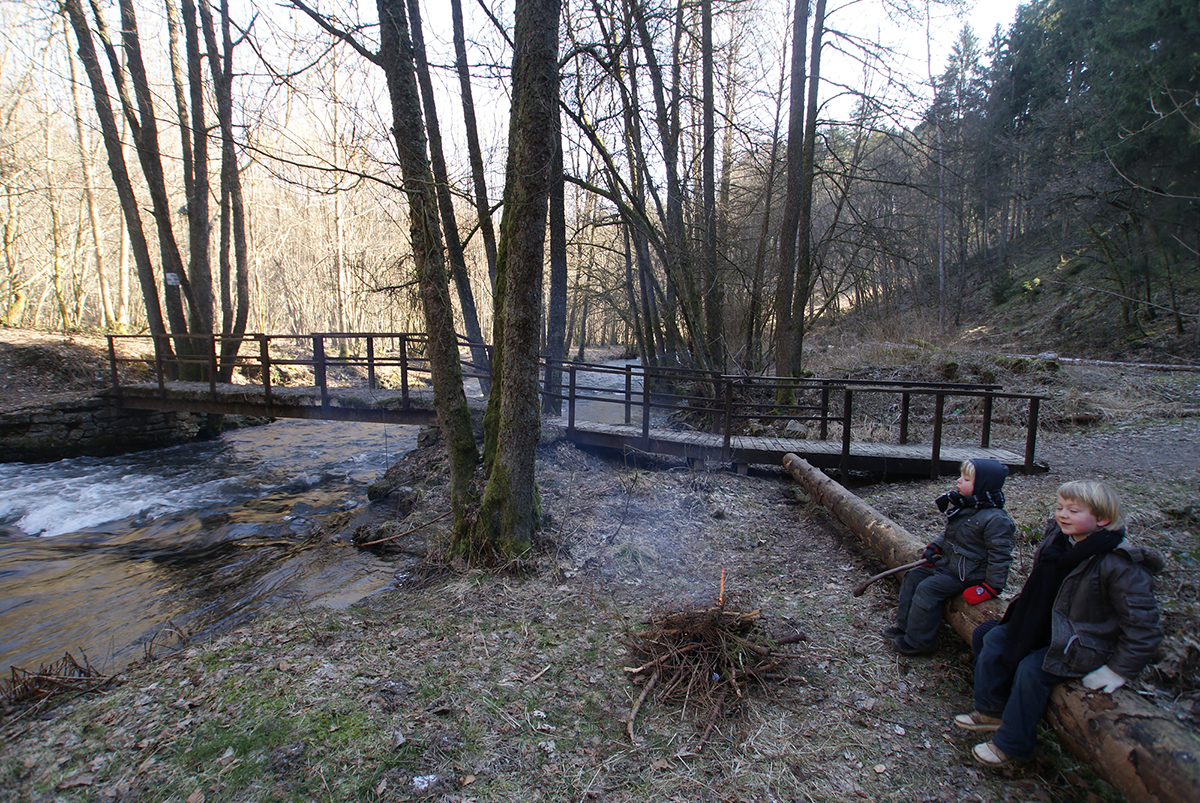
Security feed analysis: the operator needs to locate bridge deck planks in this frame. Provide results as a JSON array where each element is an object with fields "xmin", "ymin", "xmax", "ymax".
[
  {"xmin": 111, "ymin": 380, "xmax": 1042, "ymax": 477},
  {"xmin": 556, "ymin": 417, "xmax": 1039, "ymax": 477}
]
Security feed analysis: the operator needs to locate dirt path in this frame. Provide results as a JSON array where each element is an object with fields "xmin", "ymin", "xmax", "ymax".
[{"xmin": 2, "ymin": 329, "xmax": 1197, "ymax": 801}]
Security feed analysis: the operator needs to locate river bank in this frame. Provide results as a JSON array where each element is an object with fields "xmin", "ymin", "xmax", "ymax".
[
  {"xmin": 2, "ymin": 327, "xmax": 1198, "ymax": 801},
  {"xmin": 3, "ymin": 409, "xmax": 1198, "ymax": 802}
]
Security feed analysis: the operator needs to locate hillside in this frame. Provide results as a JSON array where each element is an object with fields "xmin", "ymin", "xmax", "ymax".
[{"xmin": 1, "ymin": 323, "xmax": 1199, "ymax": 801}]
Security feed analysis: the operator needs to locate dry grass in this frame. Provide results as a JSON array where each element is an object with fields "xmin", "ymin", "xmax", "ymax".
[
  {"xmin": 1, "ymin": 331, "xmax": 1197, "ymax": 802},
  {"xmin": 7, "ymin": 414, "xmax": 1196, "ymax": 801}
]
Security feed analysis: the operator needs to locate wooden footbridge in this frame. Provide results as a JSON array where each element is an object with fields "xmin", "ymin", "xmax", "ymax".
[{"xmin": 105, "ymin": 332, "xmax": 1048, "ymax": 479}]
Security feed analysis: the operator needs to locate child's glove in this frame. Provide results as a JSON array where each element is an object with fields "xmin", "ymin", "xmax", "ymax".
[
  {"xmin": 1082, "ymin": 665, "xmax": 1126, "ymax": 693},
  {"xmin": 920, "ymin": 543, "xmax": 941, "ymax": 566},
  {"xmin": 962, "ymin": 583, "xmax": 998, "ymax": 604}
]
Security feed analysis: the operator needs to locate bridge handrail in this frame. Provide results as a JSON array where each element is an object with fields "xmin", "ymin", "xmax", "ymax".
[
  {"xmin": 547, "ymin": 360, "xmax": 1045, "ymax": 477},
  {"xmin": 105, "ymin": 334, "xmax": 1044, "ymax": 474}
]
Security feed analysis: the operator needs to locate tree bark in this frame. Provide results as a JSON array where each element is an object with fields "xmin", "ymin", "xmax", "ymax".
[
  {"xmin": 789, "ymin": 0, "xmax": 826, "ymax": 376},
  {"xmin": 406, "ymin": 0, "xmax": 490, "ymax": 388},
  {"xmin": 63, "ymin": 14, "xmax": 114, "ymax": 330},
  {"xmin": 198, "ymin": 0, "xmax": 251, "ymax": 378},
  {"xmin": 781, "ymin": 453, "xmax": 1200, "ymax": 803},
  {"xmin": 543, "ymin": 106, "xmax": 567, "ymax": 416},
  {"xmin": 110, "ymin": 0, "xmax": 197, "ymax": 339},
  {"xmin": 472, "ymin": 0, "xmax": 561, "ymax": 558},
  {"xmin": 376, "ymin": 0, "xmax": 479, "ymax": 538},
  {"xmin": 61, "ymin": 0, "xmax": 167, "ymax": 340},
  {"xmin": 450, "ymin": 0, "xmax": 498, "ymax": 289},
  {"xmin": 773, "ymin": 0, "xmax": 808, "ymax": 393},
  {"xmin": 700, "ymin": 0, "xmax": 721, "ymax": 370}
]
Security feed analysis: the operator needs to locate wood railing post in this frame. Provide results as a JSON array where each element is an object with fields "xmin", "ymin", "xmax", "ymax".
[
  {"xmin": 722, "ymin": 378, "xmax": 734, "ymax": 462},
  {"xmin": 259, "ymin": 335, "xmax": 272, "ymax": 406},
  {"xmin": 367, "ymin": 335, "xmax": 376, "ymax": 389},
  {"xmin": 899, "ymin": 391, "xmax": 911, "ymax": 444},
  {"xmin": 1024, "ymin": 397, "xmax": 1040, "ymax": 473},
  {"xmin": 642, "ymin": 369, "xmax": 652, "ymax": 449},
  {"xmin": 207, "ymin": 334, "xmax": 218, "ymax": 399},
  {"xmin": 840, "ymin": 388, "xmax": 853, "ymax": 478},
  {"xmin": 625, "ymin": 365, "xmax": 633, "ymax": 424},
  {"xmin": 314, "ymin": 334, "xmax": 328, "ymax": 407},
  {"xmin": 568, "ymin": 364, "xmax": 577, "ymax": 431},
  {"xmin": 107, "ymin": 336, "xmax": 120, "ymax": 395},
  {"xmin": 400, "ymin": 336, "xmax": 410, "ymax": 409},
  {"xmin": 154, "ymin": 333, "xmax": 166, "ymax": 397},
  {"xmin": 981, "ymin": 395, "xmax": 994, "ymax": 448},
  {"xmin": 930, "ymin": 393, "xmax": 945, "ymax": 479},
  {"xmin": 820, "ymin": 384, "xmax": 831, "ymax": 440}
]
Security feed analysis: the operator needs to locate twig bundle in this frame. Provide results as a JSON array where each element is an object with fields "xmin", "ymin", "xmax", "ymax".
[
  {"xmin": 622, "ymin": 595, "xmax": 804, "ymax": 750},
  {"xmin": 2, "ymin": 651, "xmax": 110, "ymax": 715}
]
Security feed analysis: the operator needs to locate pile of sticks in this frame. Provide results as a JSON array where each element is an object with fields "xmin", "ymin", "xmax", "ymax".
[
  {"xmin": 622, "ymin": 596, "xmax": 804, "ymax": 750},
  {"xmin": 2, "ymin": 652, "xmax": 110, "ymax": 715}
]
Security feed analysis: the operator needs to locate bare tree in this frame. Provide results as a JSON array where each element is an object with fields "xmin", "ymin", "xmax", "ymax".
[{"xmin": 472, "ymin": 0, "xmax": 561, "ymax": 558}]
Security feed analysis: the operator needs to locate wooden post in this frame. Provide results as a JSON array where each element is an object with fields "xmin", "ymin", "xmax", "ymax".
[
  {"xmin": 259, "ymin": 335, "xmax": 272, "ymax": 406},
  {"xmin": 899, "ymin": 391, "xmax": 910, "ymax": 444},
  {"xmin": 367, "ymin": 335, "xmax": 376, "ymax": 389},
  {"xmin": 107, "ymin": 336, "xmax": 120, "ymax": 395},
  {"xmin": 981, "ymin": 394, "xmax": 993, "ymax": 448},
  {"xmin": 722, "ymin": 379, "xmax": 733, "ymax": 462},
  {"xmin": 930, "ymin": 393, "xmax": 945, "ymax": 479},
  {"xmin": 840, "ymin": 388, "xmax": 852, "ymax": 479},
  {"xmin": 400, "ymin": 336, "xmax": 409, "ymax": 409},
  {"xmin": 1024, "ymin": 397, "xmax": 1040, "ymax": 473},
  {"xmin": 642, "ymin": 369, "xmax": 651, "ymax": 450},
  {"xmin": 820, "ymin": 384, "xmax": 830, "ymax": 440},
  {"xmin": 314, "ymin": 335, "xmax": 328, "ymax": 408},
  {"xmin": 154, "ymin": 333, "xmax": 166, "ymax": 398},
  {"xmin": 781, "ymin": 452, "xmax": 1200, "ymax": 803},
  {"xmin": 567, "ymin": 365, "xmax": 577, "ymax": 431},
  {"xmin": 208, "ymin": 334, "xmax": 218, "ymax": 400},
  {"xmin": 625, "ymin": 365, "xmax": 632, "ymax": 424}
]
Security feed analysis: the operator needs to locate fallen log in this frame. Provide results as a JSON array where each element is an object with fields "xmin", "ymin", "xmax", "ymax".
[{"xmin": 782, "ymin": 452, "xmax": 1200, "ymax": 803}]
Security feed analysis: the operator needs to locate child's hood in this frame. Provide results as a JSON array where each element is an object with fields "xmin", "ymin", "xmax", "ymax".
[
  {"xmin": 970, "ymin": 458, "xmax": 1009, "ymax": 495},
  {"xmin": 1117, "ymin": 540, "xmax": 1166, "ymax": 576}
]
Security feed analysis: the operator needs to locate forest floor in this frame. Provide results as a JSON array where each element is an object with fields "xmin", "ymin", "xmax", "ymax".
[{"xmin": 1, "ymin": 326, "xmax": 1199, "ymax": 802}]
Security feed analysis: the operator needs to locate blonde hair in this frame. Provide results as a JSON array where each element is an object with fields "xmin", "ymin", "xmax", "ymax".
[
  {"xmin": 960, "ymin": 460, "xmax": 975, "ymax": 480},
  {"xmin": 1057, "ymin": 480, "xmax": 1125, "ymax": 530}
]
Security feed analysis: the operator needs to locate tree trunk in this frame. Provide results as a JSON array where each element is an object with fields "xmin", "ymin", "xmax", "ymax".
[
  {"xmin": 789, "ymin": 0, "xmax": 826, "ymax": 376},
  {"xmin": 61, "ymin": 0, "xmax": 168, "ymax": 341},
  {"xmin": 781, "ymin": 453, "xmax": 1200, "ymax": 803},
  {"xmin": 376, "ymin": 0, "xmax": 479, "ymax": 539},
  {"xmin": 472, "ymin": 0, "xmax": 561, "ymax": 558},
  {"xmin": 198, "ymin": 0, "xmax": 251, "ymax": 378},
  {"xmin": 543, "ymin": 108, "xmax": 567, "ymax": 416},
  {"xmin": 64, "ymin": 15, "xmax": 114, "ymax": 330},
  {"xmin": 450, "ymin": 0, "xmax": 498, "ymax": 290},
  {"xmin": 167, "ymin": 0, "xmax": 213, "ymax": 339},
  {"xmin": 111, "ymin": 0, "xmax": 196, "ymax": 340},
  {"xmin": 773, "ymin": 0, "xmax": 808, "ymax": 394},
  {"xmin": 749, "ymin": 31, "xmax": 787, "ymax": 372},
  {"xmin": 700, "ymin": 0, "xmax": 721, "ymax": 370},
  {"xmin": 406, "ymin": 0, "xmax": 490, "ymax": 389}
]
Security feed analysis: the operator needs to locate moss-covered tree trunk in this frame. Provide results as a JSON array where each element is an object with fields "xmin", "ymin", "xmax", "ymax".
[
  {"xmin": 469, "ymin": 0, "xmax": 561, "ymax": 559},
  {"xmin": 377, "ymin": 0, "xmax": 479, "ymax": 536}
]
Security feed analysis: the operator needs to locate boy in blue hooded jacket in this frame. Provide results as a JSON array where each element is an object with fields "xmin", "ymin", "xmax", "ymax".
[{"xmin": 886, "ymin": 458, "xmax": 1015, "ymax": 655}]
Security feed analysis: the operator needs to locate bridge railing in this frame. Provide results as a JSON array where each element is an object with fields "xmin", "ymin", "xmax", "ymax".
[
  {"xmin": 106, "ymin": 332, "xmax": 496, "ymax": 409},
  {"xmin": 538, "ymin": 361, "xmax": 1043, "ymax": 476},
  {"xmin": 106, "ymin": 335, "xmax": 1044, "ymax": 473}
]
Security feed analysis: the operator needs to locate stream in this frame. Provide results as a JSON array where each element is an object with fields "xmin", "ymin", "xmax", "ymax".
[
  {"xmin": 0, "ymin": 362, "xmax": 645, "ymax": 676},
  {"xmin": 0, "ymin": 419, "xmax": 418, "ymax": 674}
]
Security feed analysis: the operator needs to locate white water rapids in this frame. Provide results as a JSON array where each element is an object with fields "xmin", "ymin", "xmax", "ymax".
[{"xmin": 0, "ymin": 361, "xmax": 643, "ymax": 674}]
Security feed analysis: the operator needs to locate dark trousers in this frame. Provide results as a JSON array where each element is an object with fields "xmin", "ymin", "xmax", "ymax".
[
  {"xmin": 895, "ymin": 566, "xmax": 964, "ymax": 650},
  {"xmin": 974, "ymin": 622, "xmax": 1069, "ymax": 759}
]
